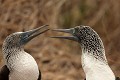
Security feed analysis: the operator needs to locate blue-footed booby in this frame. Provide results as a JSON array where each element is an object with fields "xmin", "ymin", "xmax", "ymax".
[
  {"xmin": 51, "ymin": 25, "xmax": 120, "ymax": 80},
  {"xmin": 0, "ymin": 25, "xmax": 49, "ymax": 80}
]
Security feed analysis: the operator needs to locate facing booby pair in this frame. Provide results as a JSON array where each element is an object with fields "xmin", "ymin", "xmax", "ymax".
[
  {"xmin": 0, "ymin": 25, "xmax": 119, "ymax": 80},
  {"xmin": 0, "ymin": 25, "xmax": 49, "ymax": 80},
  {"xmin": 51, "ymin": 25, "xmax": 120, "ymax": 80}
]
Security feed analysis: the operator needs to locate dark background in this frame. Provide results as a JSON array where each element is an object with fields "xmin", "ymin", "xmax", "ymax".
[{"xmin": 0, "ymin": 0, "xmax": 120, "ymax": 80}]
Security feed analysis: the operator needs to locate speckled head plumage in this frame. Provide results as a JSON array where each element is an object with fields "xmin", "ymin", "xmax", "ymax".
[
  {"xmin": 2, "ymin": 25, "xmax": 49, "ymax": 60},
  {"xmin": 3, "ymin": 25, "xmax": 49, "ymax": 48},
  {"xmin": 51, "ymin": 25, "xmax": 107, "ymax": 63},
  {"xmin": 3, "ymin": 32, "xmax": 25, "ymax": 49}
]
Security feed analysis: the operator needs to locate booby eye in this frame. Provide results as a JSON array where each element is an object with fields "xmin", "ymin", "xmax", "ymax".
[
  {"xmin": 73, "ymin": 29, "xmax": 76, "ymax": 34},
  {"xmin": 73, "ymin": 27, "xmax": 79, "ymax": 34}
]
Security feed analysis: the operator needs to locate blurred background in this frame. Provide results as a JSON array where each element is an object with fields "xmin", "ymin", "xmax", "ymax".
[{"xmin": 0, "ymin": 0, "xmax": 120, "ymax": 80}]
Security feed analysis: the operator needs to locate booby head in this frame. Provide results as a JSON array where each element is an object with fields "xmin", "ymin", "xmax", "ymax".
[
  {"xmin": 3, "ymin": 25, "xmax": 49, "ymax": 49},
  {"xmin": 51, "ymin": 25, "xmax": 105, "ymax": 59},
  {"xmin": 51, "ymin": 25, "xmax": 102, "ymax": 45}
]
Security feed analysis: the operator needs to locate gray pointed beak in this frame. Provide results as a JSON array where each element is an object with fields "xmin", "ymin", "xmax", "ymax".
[
  {"xmin": 52, "ymin": 28, "xmax": 74, "ymax": 33},
  {"xmin": 22, "ymin": 25, "xmax": 49, "ymax": 44},
  {"xmin": 51, "ymin": 28, "xmax": 79, "ymax": 42}
]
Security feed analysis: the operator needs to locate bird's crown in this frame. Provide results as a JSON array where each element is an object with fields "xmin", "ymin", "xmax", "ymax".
[{"xmin": 3, "ymin": 32, "xmax": 25, "ymax": 48}]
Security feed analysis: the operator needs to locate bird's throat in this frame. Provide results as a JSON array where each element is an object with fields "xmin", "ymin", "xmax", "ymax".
[{"xmin": 81, "ymin": 51, "xmax": 115, "ymax": 80}]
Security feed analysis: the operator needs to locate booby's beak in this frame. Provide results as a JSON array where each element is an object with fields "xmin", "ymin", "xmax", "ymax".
[
  {"xmin": 51, "ymin": 28, "xmax": 79, "ymax": 42},
  {"xmin": 22, "ymin": 25, "xmax": 49, "ymax": 43}
]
